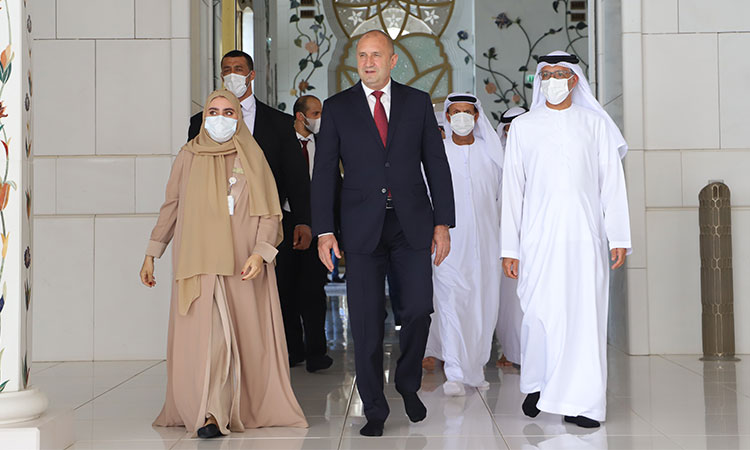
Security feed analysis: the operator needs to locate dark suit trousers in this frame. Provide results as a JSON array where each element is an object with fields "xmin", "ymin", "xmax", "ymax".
[
  {"xmin": 276, "ymin": 216, "xmax": 329, "ymax": 360},
  {"xmin": 386, "ymin": 267, "xmax": 402, "ymax": 326},
  {"xmin": 346, "ymin": 210, "xmax": 433, "ymax": 422}
]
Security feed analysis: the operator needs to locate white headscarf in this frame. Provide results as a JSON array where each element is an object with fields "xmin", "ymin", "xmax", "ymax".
[
  {"xmin": 495, "ymin": 106, "xmax": 528, "ymax": 148},
  {"xmin": 443, "ymin": 92, "xmax": 504, "ymax": 169},
  {"xmin": 531, "ymin": 51, "xmax": 628, "ymax": 159}
]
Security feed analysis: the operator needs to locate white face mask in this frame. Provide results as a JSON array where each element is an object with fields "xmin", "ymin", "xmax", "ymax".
[
  {"xmin": 540, "ymin": 77, "xmax": 572, "ymax": 105},
  {"xmin": 204, "ymin": 116, "xmax": 238, "ymax": 143},
  {"xmin": 449, "ymin": 112, "xmax": 476, "ymax": 137},
  {"xmin": 223, "ymin": 73, "xmax": 249, "ymax": 98},
  {"xmin": 305, "ymin": 116, "xmax": 321, "ymax": 134}
]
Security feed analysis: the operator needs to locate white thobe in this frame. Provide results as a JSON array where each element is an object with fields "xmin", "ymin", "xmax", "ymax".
[
  {"xmin": 494, "ymin": 131, "xmax": 524, "ymax": 366},
  {"xmin": 425, "ymin": 137, "xmax": 503, "ymax": 387},
  {"xmin": 495, "ymin": 273, "xmax": 523, "ymax": 365},
  {"xmin": 500, "ymin": 104, "xmax": 631, "ymax": 421},
  {"xmin": 495, "ymin": 123, "xmax": 523, "ymax": 364}
]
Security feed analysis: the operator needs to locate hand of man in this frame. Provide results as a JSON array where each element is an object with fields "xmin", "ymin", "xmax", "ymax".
[
  {"xmin": 503, "ymin": 258, "xmax": 519, "ymax": 279},
  {"xmin": 140, "ymin": 256, "xmax": 156, "ymax": 287},
  {"xmin": 293, "ymin": 224, "xmax": 313, "ymax": 250},
  {"xmin": 318, "ymin": 234, "xmax": 342, "ymax": 272},
  {"xmin": 241, "ymin": 254, "xmax": 265, "ymax": 280},
  {"xmin": 431, "ymin": 225, "xmax": 450, "ymax": 266},
  {"xmin": 610, "ymin": 248, "xmax": 627, "ymax": 270}
]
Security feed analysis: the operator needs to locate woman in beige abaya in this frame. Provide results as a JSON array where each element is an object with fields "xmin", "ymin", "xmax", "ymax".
[{"xmin": 139, "ymin": 90, "xmax": 308, "ymax": 438}]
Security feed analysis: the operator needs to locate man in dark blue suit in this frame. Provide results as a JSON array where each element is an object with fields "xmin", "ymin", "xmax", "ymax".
[{"xmin": 311, "ymin": 30, "xmax": 455, "ymax": 437}]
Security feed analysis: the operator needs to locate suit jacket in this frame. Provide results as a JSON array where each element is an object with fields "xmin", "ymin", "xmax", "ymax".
[
  {"xmin": 311, "ymin": 80, "xmax": 455, "ymax": 254},
  {"xmin": 189, "ymin": 98, "xmax": 311, "ymax": 226}
]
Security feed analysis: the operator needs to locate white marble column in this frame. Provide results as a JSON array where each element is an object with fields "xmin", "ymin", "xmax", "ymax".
[{"xmin": 0, "ymin": 0, "xmax": 47, "ymax": 425}]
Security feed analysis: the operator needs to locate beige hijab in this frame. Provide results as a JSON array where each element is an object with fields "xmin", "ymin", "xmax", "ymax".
[{"xmin": 175, "ymin": 89, "xmax": 282, "ymax": 315}]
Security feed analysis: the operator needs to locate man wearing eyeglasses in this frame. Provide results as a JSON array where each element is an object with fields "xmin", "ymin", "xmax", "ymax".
[{"xmin": 500, "ymin": 51, "xmax": 631, "ymax": 429}]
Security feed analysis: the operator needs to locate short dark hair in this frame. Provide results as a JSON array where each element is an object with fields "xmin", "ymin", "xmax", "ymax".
[
  {"xmin": 222, "ymin": 50, "xmax": 254, "ymax": 71},
  {"xmin": 293, "ymin": 95, "xmax": 319, "ymax": 115}
]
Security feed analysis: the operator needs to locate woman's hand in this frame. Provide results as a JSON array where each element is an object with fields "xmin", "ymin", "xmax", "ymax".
[
  {"xmin": 140, "ymin": 256, "xmax": 156, "ymax": 287},
  {"xmin": 241, "ymin": 254, "xmax": 264, "ymax": 280}
]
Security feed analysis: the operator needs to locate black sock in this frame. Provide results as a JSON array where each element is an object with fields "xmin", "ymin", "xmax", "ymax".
[
  {"xmin": 401, "ymin": 392, "xmax": 427, "ymax": 422},
  {"xmin": 522, "ymin": 391, "xmax": 541, "ymax": 418},
  {"xmin": 306, "ymin": 354, "xmax": 333, "ymax": 372},
  {"xmin": 564, "ymin": 415, "xmax": 600, "ymax": 428},
  {"xmin": 360, "ymin": 420, "xmax": 385, "ymax": 436}
]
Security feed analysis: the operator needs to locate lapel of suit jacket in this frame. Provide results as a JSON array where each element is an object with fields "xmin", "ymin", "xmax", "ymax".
[
  {"xmin": 253, "ymin": 99, "xmax": 267, "ymax": 138},
  {"xmin": 385, "ymin": 81, "xmax": 405, "ymax": 155},
  {"xmin": 351, "ymin": 82, "xmax": 387, "ymax": 151}
]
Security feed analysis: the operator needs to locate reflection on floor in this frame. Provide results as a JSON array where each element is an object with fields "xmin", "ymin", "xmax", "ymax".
[{"xmin": 30, "ymin": 294, "xmax": 750, "ymax": 449}]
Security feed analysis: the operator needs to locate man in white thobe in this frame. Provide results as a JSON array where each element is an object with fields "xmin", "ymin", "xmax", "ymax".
[
  {"xmin": 425, "ymin": 93, "xmax": 503, "ymax": 396},
  {"xmin": 493, "ymin": 106, "xmax": 527, "ymax": 369},
  {"xmin": 496, "ymin": 106, "xmax": 526, "ymax": 151},
  {"xmin": 501, "ymin": 51, "xmax": 631, "ymax": 428}
]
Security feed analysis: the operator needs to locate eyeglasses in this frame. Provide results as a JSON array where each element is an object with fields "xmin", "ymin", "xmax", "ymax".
[{"xmin": 539, "ymin": 70, "xmax": 574, "ymax": 80}]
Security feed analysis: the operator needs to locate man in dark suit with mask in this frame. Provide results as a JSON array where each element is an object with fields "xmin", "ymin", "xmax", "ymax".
[
  {"xmin": 311, "ymin": 30, "xmax": 455, "ymax": 437},
  {"xmin": 188, "ymin": 51, "xmax": 312, "ymax": 251},
  {"xmin": 275, "ymin": 94, "xmax": 334, "ymax": 373}
]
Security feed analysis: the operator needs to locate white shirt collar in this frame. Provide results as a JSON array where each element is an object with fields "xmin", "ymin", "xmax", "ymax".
[
  {"xmin": 240, "ymin": 94, "xmax": 256, "ymax": 111},
  {"xmin": 296, "ymin": 131, "xmax": 313, "ymax": 141},
  {"xmin": 362, "ymin": 79, "xmax": 392, "ymax": 99}
]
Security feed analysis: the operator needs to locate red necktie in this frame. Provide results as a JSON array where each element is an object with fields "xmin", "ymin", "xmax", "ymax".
[
  {"xmin": 300, "ymin": 139, "xmax": 310, "ymax": 167},
  {"xmin": 372, "ymin": 91, "xmax": 393, "ymax": 205},
  {"xmin": 372, "ymin": 90, "xmax": 388, "ymax": 146}
]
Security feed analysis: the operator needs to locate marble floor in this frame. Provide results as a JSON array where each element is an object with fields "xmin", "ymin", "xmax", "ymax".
[{"xmin": 29, "ymin": 294, "xmax": 750, "ymax": 449}]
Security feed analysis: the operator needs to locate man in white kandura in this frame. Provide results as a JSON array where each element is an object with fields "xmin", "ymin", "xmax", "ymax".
[
  {"xmin": 494, "ymin": 106, "xmax": 527, "ymax": 369},
  {"xmin": 495, "ymin": 106, "xmax": 526, "ymax": 151},
  {"xmin": 501, "ymin": 51, "xmax": 631, "ymax": 428},
  {"xmin": 425, "ymin": 93, "xmax": 503, "ymax": 396}
]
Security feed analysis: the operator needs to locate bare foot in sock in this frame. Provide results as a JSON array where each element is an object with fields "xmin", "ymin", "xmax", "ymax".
[
  {"xmin": 360, "ymin": 420, "xmax": 385, "ymax": 436},
  {"xmin": 522, "ymin": 391, "xmax": 541, "ymax": 418},
  {"xmin": 443, "ymin": 381, "xmax": 465, "ymax": 396},
  {"xmin": 401, "ymin": 392, "xmax": 427, "ymax": 422},
  {"xmin": 564, "ymin": 415, "xmax": 600, "ymax": 428}
]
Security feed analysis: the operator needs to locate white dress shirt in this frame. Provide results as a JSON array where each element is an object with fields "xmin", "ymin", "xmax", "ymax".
[
  {"xmin": 361, "ymin": 79, "xmax": 392, "ymax": 120},
  {"xmin": 240, "ymin": 95, "xmax": 257, "ymax": 134},
  {"xmin": 296, "ymin": 132, "xmax": 316, "ymax": 180}
]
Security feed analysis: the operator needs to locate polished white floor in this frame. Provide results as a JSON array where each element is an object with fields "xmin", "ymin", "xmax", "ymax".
[{"xmin": 30, "ymin": 296, "xmax": 750, "ymax": 449}]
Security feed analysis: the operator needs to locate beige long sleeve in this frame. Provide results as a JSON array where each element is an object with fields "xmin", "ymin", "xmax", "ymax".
[
  {"xmin": 146, "ymin": 151, "xmax": 187, "ymax": 258},
  {"xmin": 252, "ymin": 216, "xmax": 280, "ymax": 263}
]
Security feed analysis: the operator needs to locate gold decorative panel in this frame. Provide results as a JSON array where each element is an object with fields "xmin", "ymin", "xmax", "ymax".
[{"xmin": 332, "ymin": 0, "xmax": 454, "ymax": 102}]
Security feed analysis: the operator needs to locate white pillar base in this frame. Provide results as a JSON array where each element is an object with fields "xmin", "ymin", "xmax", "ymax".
[
  {"xmin": 0, "ymin": 387, "xmax": 48, "ymax": 424},
  {"xmin": 0, "ymin": 407, "xmax": 73, "ymax": 450}
]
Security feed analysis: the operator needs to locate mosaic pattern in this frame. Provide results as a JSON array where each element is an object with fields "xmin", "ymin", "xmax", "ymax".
[
  {"xmin": 288, "ymin": 0, "xmax": 335, "ymax": 100},
  {"xmin": 459, "ymin": 1, "xmax": 589, "ymax": 124},
  {"xmin": 333, "ymin": 0, "xmax": 454, "ymax": 102},
  {"xmin": 0, "ymin": 0, "xmax": 15, "ymax": 393},
  {"xmin": 0, "ymin": 0, "xmax": 32, "ymax": 392}
]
